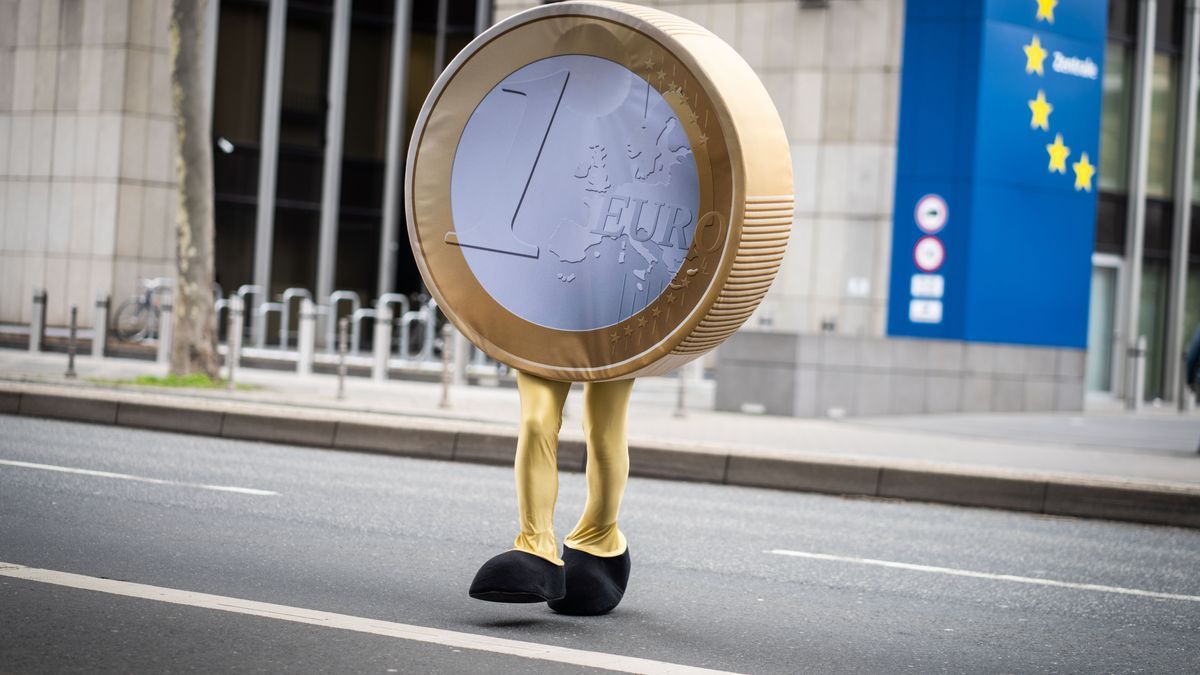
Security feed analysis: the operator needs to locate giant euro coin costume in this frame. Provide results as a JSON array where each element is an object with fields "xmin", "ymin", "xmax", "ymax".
[{"xmin": 406, "ymin": 1, "xmax": 792, "ymax": 614}]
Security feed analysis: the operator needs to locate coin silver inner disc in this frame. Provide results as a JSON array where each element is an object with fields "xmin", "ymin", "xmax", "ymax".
[{"xmin": 450, "ymin": 54, "xmax": 700, "ymax": 331}]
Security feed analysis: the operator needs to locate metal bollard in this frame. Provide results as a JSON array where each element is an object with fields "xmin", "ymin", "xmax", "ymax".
[
  {"xmin": 297, "ymin": 298, "xmax": 316, "ymax": 376},
  {"xmin": 29, "ymin": 288, "xmax": 47, "ymax": 353},
  {"xmin": 65, "ymin": 306, "xmax": 78, "ymax": 379},
  {"xmin": 452, "ymin": 329, "xmax": 469, "ymax": 386},
  {"xmin": 337, "ymin": 317, "xmax": 349, "ymax": 401},
  {"xmin": 372, "ymin": 305, "xmax": 393, "ymax": 382},
  {"xmin": 226, "ymin": 295, "xmax": 244, "ymax": 391},
  {"xmin": 92, "ymin": 292, "xmax": 109, "ymax": 358},
  {"xmin": 674, "ymin": 364, "xmax": 688, "ymax": 419},
  {"xmin": 156, "ymin": 294, "xmax": 173, "ymax": 365},
  {"xmin": 1130, "ymin": 335, "xmax": 1147, "ymax": 412},
  {"xmin": 439, "ymin": 323, "xmax": 453, "ymax": 409},
  {"xmin": 1181, "ymin": 349, "xmax": 1190, "ymax": 414}
]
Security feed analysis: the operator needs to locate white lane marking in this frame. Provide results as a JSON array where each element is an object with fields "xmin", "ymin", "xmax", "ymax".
[
  {"xmin": 0, "ymin": 459, "xmax": 277, "ymax": 496},
  {"xmin": 767, "ymin": 549, "xmax": 1200, "ymax": 603},
  {"xmin": 0, "ymin": 562, "xmax": 735, "ymax": 675}
]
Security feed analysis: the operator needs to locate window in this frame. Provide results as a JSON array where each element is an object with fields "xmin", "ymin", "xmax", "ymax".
[
  {"xmin": 1100, "ymin": 43, "xmax": 1133, "ymax": 192},
  {"xmin": 1145, "ymin": 53, "xmax": 1178, "ymax": 199}
]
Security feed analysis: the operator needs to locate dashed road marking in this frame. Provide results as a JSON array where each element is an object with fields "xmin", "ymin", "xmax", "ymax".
[
  {"xmin": 0, "ymin": 459, "xmax": 278, "ymax": 496},
  {"xmin": 767, "ymin": 549, "xmax": 1200, "ymax": 603}
]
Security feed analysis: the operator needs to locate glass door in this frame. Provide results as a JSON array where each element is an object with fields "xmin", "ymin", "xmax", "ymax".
[{"xmin": 1086, "ymin": 256, "xmax": 1122, "ymax": 392}]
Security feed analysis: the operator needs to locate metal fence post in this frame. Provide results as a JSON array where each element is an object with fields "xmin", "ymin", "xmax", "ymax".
[
  {"xmin": 65, "ymin": 306, "xmax": 78, "ymax": 379},
  {"xmin": 337, "ymin": 316, "xmax": 349, "ymax": 400},
  {"xmin": 452, "ymin": 328, "xmax": 469, "ymax": 386},
  {"xmin": 297, "ymin": 298, "xmax": 316, "ymax": 376},
  {"xmin": 674, "ymin": 364, "xmax": 688, "ymax": 419},
  {"xmin": 226, "ymin": 295, "xmax": 244, "ymax": 391},
  {"xmin": 1128, "ymin": 335, "xmax": 1147, "ymax": 412},
  {"xmin": 156, "ymin": 292, "xmax": 173, "ymax": 365},
  {"xmin": 92, "ymin": 292, "xmax": 109, "ymax": 358},
  {"xmin": 280, "ymin": 287, "xmax": 311, "ymax": 351},
  {"xmin": 29, "ymin": 288, "xmax": 46, "ymax": 353},
  {"xmin": 1181, "ymin": 349, "xmax": 1190, "ymax": 414},
  {"xmin": 439, "ymin": 323, "xmax": 453, "ymax": 409},
  {"xmin": 373, "ymin": 304, "xmax": 393, "ymax": 382}
]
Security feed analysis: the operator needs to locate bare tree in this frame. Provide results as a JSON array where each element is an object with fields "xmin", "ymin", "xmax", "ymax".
[{"xmin": 168, "ymin": 0, "xmax": 219, "ymax": 379}]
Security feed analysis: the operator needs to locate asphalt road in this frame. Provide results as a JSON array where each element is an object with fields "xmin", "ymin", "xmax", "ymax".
[{"xmin": 1, "ymin": 415, "xmax": 1198, "ymax": 674}]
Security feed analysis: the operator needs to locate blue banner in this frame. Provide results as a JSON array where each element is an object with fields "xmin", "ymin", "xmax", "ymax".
[{"xmin": 887, "ymin": 0, "xmax": 1107, "ymax": 348}]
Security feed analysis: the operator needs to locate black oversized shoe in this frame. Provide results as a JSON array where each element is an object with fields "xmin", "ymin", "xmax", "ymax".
[
  {"xmin": 469, "ymin": 550, "xmax": 566, "ymax": 603},
  {"xmin": 547, "ymin": 546, "xmax": 631, "ymax": 616}
]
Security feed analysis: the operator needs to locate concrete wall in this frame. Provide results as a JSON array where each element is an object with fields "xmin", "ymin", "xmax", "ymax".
[
  {"xmin": 0, "ymin": 0, "xmax": 176, "ymax": 329},
  {"xmin": 716, "ymin": 331, "xmax": 1087, "ymax": 417},
  {"xmin": 494, "ymin": 0, "xmax": 905, "ymax": 338}
]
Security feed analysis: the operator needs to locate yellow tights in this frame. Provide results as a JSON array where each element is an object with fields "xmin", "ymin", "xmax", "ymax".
[{"xmin": 512, "ymin": 371, "xmax": 634, "ymax": 566}]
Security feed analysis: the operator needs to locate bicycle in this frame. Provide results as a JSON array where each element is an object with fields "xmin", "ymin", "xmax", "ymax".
[{"xmin": 112, "ymin": 277, "xmax": 172, "ymax": 343}]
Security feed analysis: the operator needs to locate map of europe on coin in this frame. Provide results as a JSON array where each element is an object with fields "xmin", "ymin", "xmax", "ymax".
[{"xmin": 450, "ymin": 54, "xmax": 700, "ymax": 331}]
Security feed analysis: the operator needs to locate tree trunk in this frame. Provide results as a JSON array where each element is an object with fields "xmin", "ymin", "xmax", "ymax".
[{"xmin": 168, "ymin": 0, "xmax": 219, "ymax": 380}]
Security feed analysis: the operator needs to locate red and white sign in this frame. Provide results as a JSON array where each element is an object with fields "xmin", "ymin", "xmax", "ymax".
[
  {"xmin": 914, "ymin": 194, "xmax": 948, "ymax": 234},
  {"xmin": 913, "ymin": 236, "xmax": 945, "ymax": 272}
]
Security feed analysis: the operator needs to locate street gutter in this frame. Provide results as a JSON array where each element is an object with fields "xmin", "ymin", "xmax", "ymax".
[{"xmin": 1, "ymin": 381, "xmax": 1197, "ymax": 529}]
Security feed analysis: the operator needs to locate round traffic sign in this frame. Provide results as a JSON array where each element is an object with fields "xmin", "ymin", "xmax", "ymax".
[
  {"xmin": 913, "ymin": 236, "xmax": 945, "ymax": 272},
  {"xmin": 406, "ymin": 2, "xmax": 793, "ymax": 381},
  {"xmin": 914, "ymin": 194, "xmax": 948, "ymax": 234}
]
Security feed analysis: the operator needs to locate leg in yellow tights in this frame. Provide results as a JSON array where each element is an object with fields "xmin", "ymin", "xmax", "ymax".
[
  {"xmin": 469, "ymin": 370, "xmax": 634, "ymax": 608},
  {"xmin": 512, "ymin": 371, "xmax": 634, "ymax": 565}
]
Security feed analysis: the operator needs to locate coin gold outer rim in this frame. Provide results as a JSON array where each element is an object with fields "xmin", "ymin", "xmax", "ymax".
[{"xmin": 405, "ymin": 0, "xmax": 792, "ymax": 382}]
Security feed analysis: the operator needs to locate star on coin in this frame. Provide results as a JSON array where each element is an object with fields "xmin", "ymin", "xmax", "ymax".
[
  {"xmin": 666, "ymin": 292, "xmax": 676, "ymax": 304},
  {"xmin": 656, "ymin": 69, "xmax": 666, "ymax": 81},
  {"xmin": 696, "ymin": 132, "xmax": 709, "ymax": 147},
  {"xmin": 610, "ymin": 332, "xmax": 620, "ymax": 344},
  {"xmin": 681, "ymin": 277, "xmax": 691, "ymax": 288},
  {"xmin": 637, "ymin": 316, "xmax": 647, "ymax": 328},
  {"xmin": 651, "ymin": 307, "xmax": 662, "ymax": 318},
  {"xmin": 624, "ymin": 325, "xmax": 633, "ymax": 336},
  {"xmin": 643, "ymin": 55, "xmax": 655, "ymax": 68}
]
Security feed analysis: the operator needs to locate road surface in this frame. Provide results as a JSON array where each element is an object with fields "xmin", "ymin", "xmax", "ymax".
[{"xmin": 1, "ymin": 415, "xmax": 1197, "ymax": 673}]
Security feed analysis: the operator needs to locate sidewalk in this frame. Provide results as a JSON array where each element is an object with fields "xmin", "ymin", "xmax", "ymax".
[{"xmin": 2, "ymin": 349, "xmax": 1198, "ymax": 528}]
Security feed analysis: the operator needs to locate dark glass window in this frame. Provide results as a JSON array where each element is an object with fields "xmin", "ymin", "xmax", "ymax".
[
  {"xmin": 1108, "ymin": 0, "xmax": 1138, "ymax": 42},
  {"xmin": 1095, "ymin": 193, "xmax": 1128, "ymax": 255},
  {"xmin": 212, "ymin": 1, "xmax": 269, "ymax": 294},
  {"xmin": 1155, "ymin": 0, "xmax": 1185, "ymax": 53}
]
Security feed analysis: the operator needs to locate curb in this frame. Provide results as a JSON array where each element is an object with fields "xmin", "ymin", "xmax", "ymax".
[{"xmin": 2, "ymin": 383, "xmax": 1198, "ymax": 529}]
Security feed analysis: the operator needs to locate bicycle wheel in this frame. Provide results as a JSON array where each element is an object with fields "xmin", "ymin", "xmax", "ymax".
[{"xmin": 113, "ymin": 299, "xmax": 156, "ymax": 342}]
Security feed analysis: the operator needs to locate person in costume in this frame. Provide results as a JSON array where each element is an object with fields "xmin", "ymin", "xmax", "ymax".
[
  {"xmin": 403, "ymin": 1, "xmax": 793, "ymax": 618},
  {"xmin": 469, "ymin": 372, "xmax": 635, "ymax": 615}
]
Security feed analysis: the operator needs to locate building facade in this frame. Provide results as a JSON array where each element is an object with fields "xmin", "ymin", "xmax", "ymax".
[{"xmin": 0, "ymin": 0, "xmax": 1195, "ymax": 411}]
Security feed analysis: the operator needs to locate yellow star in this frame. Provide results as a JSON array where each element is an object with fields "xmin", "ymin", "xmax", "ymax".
[
  {"xmin": 1024, "ymin": 35, "xmax": 1047, "ymax": 76},
  {"xmin": 624, "ymin": 325, "xmax": 633, "ymax": 336},
  {"xmin": 655, "ymin": 69, "xmax": 666, "ymax": 82},
  {"xmin": 665, "ymin": 292, "xmax": 676, "ymax": 304},
  {"xmin": 651, "ymin": 306, "xmax": 662, "ymax": 318},
  {"xmin": 637, "ymin": 316, "xmax": 647, "ymax": 328},
  {"xmin": 1035, "ymin": 0, "xmax": 1057, "ymax": 23},
  {"xmin": 1046, "ymin": 133, "xmax": 1070, "ymax": 173},
  {"xmin": 610, "ymin": 332, "xmax": 620, "ymax": 344},
  {"xmin": 1073, "ymin": 152, "xmax": 1095, "ymax": 191},
  {"xmin": 643, "ymin": 55, "xmax": 655, "ymax": 69},
  {"xmin": 696, "ymin": 132, "xmax": 709, "ymax": 146},
  {"xmin": 1028, "ymin": 90, "xmax": 1052, "ymax": 130}
]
